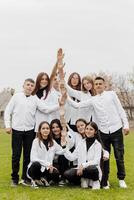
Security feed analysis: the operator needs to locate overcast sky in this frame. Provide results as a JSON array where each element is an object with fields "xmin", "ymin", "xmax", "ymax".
[{"xmin": 0, "ymin": 0, "xmax": 134, "ymax": 91}]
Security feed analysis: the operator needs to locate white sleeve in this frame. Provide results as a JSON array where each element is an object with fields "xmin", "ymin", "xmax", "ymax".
[
  {"xmin": 54, "ymin": 141, "xmax": 66, "ymax": 155},
  {"xmin": 36, "ymin": 97, "xmax": 59, "ymax": 114},
  {"xmin": 30, "ymin": 139, "xmax": 50, "ymax": 167},
  {"xmin": 66, "ymin": 84, "xmax": 81, "ymax": 101},
  {"xmin": 64, "ymin": 145, "xmax": 79, "ymax": 161},
  {"xmin": 82, "ymin": 143, "xmax": 102, "ymax": 168},
  {"xmin": 66, "ymin": 131, "xmax": 75, "ymax": 149},
  {"xmin": 4, "ymin": 95, "xmax": 16, "ymax": 128},
  {"xmin": 112, "ymin": 91, "xmax": 129, "ymax": 129},
  {"xmin": 67, "ymin": 96, "xmax": 93, "ymax": 109}
]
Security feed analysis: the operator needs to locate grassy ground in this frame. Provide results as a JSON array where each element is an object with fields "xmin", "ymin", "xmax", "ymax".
[{"xmin": 0, "ymin": 129, "xmax": 134, "ymax": 200}]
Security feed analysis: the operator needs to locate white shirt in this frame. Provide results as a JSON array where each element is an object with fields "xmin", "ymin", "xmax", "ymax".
[
  {"xmin": 67, "ymin": 91, "xmax": 129, "ymax": 134},
  {"xmin": 35, "ymin": 88, "xmax": 61, "ymax": 132},
  {"xmin": 4, "ymin": 92, "xmax": 59, "ymax": 131},
  {"xmin": 64, "ymin": 139, "xmax": 102, "ymax": 180},
  {"xmin": 65, "ymin": 84, "xmax": 92, "ymax": 124},
  {"xmin": 29, "ymin": 138, "xmax": 66, "ymax": 172}
]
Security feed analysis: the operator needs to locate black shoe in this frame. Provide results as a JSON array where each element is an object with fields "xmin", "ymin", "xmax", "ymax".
[{"xmin": 11, "ymin": 180, "xmax": 18, "ymax": 187}]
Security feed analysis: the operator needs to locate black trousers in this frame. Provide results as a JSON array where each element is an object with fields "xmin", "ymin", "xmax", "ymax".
[
  {"xmin": 64, "ymin": 165, "xmax": 99, "ymax": 184},
  {"xmin": 100, "ymin": 128, "xmax": 126, "ymax": 187},
  {"xmin": 28, "ymin": 162, "xmax": 60, "ymax": 183},
  {"xmin": 11, "ymin": 129, "xmax": 35, "ymax": 183},
  {"xmin": 53, "ymin": 155, "xmax": 69, "ymax": 180}
]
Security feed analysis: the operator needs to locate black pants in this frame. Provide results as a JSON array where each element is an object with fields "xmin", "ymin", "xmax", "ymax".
[
  {"xmin": 11, "ymin": 129, "xmax": 35, "ymax": 183},
  {"xmin": 53, "ymin": 155, "xmax": 69, "ymax": 180},
  {"xmin": 100, "ymin": 128, "xmax": 125, "ymax": 187},
  {"xmin": 28, "ymin": 162, "xmax": 60, "ymax": 183},
  {"xmin": 64, "ymin": 165, "xmax": 99, "ymax": 184}
]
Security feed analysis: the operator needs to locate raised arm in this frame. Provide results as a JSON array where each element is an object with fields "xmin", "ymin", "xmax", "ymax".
[{"xmin": 50, "ymin": 48, "xmax": 64, "ymax": 88}]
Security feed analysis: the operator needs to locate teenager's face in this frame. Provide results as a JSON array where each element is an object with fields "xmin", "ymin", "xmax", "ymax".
[
  {"xmin": 71, "ymin": 74, "xmax": 79, "ymax": 87},
  {"xmin": 40, "ymin": 123, "xmax": 50, "ymax": 139},
  {"xmin": 51, "ymin": 123, "xmax": 61, "ymax": 137},
  {"xmin": 23, "ymin": 81, "xmax": 35, "ymax": 95},
  {"xmin": 94, "ymin": 79, "xmax": 105, "ymax": 94},
  {"xmin": 83, "ymin": 79, "xmax": 92, "ymax": 91},
  {"xmin": 40, "ymin": 75, "xmax": 49, "ymax": 88},
  {"xmin": 76, "ymin": 121, "xmax": 86, "ymax": 136},
  {"xmin": 85, "ymin": 124, "xmax": 96, "ymax": 138}
]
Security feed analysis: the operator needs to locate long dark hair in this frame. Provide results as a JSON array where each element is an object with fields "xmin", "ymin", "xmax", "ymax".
[
  {"xmin": 68, "ymin": 72, "xmax": 81, "ymax": 91},
  {"xmin": 37, "ymin": 121, "xmax": 53, "ymax": 148},
  {"xmin": 32, "ymin": 72, "xmax": 50, "ymax": 99},
  {"xmin": 85, "ymin": 121, "xmax": 98, "ymax": 133},
  {"xmin": 50, "ymin": 119, "xmax": 62, "ymax": 138}
]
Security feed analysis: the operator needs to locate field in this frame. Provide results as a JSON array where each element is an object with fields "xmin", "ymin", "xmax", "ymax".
[{"xmin": 0, "ymin": 129, "xmax": 134, "ymax": 200}]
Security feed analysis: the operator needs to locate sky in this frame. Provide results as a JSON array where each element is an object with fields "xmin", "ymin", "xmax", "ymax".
[{"xmin": 0, "ymin": 0, "xmax": 134, "ymax": 91}]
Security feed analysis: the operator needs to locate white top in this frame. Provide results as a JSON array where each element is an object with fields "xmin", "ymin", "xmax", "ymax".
[
  {"xmin": 35, "ymin": 88, "xmax": 61, "ymax": 132},
  {"xmin": 29, "ymin": 138, "xmax": 66, "ymax": 172},
  {"xmin": 65, "ymin": 84, "xmax": 92, "ymax": 124},
  {"xmin": 4, "ymin": 92, "xmax": 59, "ymax": 131},
  {"xmin": 64, "ymin": 139, "xmax": 102, "ymax": 180},
  {"xmin": 67, "ymin": 91, "xmax": 129, "ymax": 134}
]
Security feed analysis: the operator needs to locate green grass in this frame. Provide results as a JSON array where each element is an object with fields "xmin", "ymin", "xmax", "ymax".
[{"xmin": 0, "ymin": 129, "xmax": 134, "ymax": 200}]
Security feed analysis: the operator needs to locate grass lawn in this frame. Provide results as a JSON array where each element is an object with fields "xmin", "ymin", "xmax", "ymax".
[{"xmin": 0, "ymin": 129, "xmax": 134, "ymax": 200}]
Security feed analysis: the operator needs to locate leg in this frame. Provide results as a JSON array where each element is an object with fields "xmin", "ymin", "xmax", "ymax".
[
  {"xmin": 44, "ymin": 168, "xmax": 60, "ymax": 183},
  {"xmin": 27, "ymin": 162, "xmax": 42, "ymax": 180},
  {"xmin": 83, "ymin": 165, "xmax": 99, "ymax": 181},
  {"xmin": 111, "ymin": 128, "xmax": 126, "ymax": 180},
  {"xmin": 11, "ymin": 129, "xmax": 23, "ymax": 183},
  {"xmin": 100, "ymin": 132, "xmax": 111, "ymax": 187},
  {"xmin": 22, "ymin": 129, "xmax": 35, "ymax": 181},
  {"xmin": 64, "ymin": 168, "xmax": 80, "ymax": 185}
]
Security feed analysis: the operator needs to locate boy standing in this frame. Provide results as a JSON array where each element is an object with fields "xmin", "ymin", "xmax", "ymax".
[{"xmin": 4, "ymin": 78, "xmax": 59, "ymax": 186}]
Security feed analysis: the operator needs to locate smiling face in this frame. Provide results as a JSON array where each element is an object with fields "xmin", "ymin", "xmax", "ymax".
[
  {"xmin": 85, "ymin": 124, "xmax": 96, "ymax": 138},
  {"xmin": 51, "ymin": 122, "xmax": 61, "ymax": 138},
  {"xmin": 76, "ymin": 120, "xmax": 86, "ymax": 137},
  {"xmin": 40, "ymin": 122, "xmax": 50, "ymax": 140},
  {"xmin": 40, "ymin": 74, "xmax": 49, "ymax": 88},
  {"xmin": 82, "ymin": 79, "xmax": 93, "ymax": 91}
]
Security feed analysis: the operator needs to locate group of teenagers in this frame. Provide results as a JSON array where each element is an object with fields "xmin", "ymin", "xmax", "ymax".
[{"xmin": 4, "ymin": 49, "xmax": 129, "ymax": 190}]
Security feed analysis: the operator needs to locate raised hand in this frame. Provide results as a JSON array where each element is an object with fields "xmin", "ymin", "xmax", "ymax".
[{"xmin": 57, "ymin": 48, "xmax": 64, "ymax": 64}]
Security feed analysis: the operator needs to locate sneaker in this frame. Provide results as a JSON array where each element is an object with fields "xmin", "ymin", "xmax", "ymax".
[
  {"xmin": 103, "ymin": 185, "xmax": 110, "ymax": 189},
  {"xmin": 31, "ymin": 180, "xmax": 39, "ymax": 189},
  {"xmin": 40, "ymin": 177, "xmax": 50, "ymax": 187},
  {"xmin": 92, "ymin": 180, "xmax": 100, "ymax": 190},
  {"xmin": 20, "ymin": 179, "xmax": 31, "ymax": 186},
  {"xmin": 59, "ymin": 180, "xmax": 66, "ymax": 187},
  {"xmin": 35, "ymin": 179, "xmax": 44, "ymax": 186},
  {"xmin": 119, "ymin": 180, "xmax": 127, "ymax": 188},
  {"xmin": 11, "ymin": 180, "xmax": 18, "ymax": 187},
  {"xmin": 81, "ymin": 178, "xmax": 88, "ymax": 188}
]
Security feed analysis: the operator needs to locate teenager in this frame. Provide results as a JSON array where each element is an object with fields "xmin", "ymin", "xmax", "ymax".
[
  {"xmin": 67, "ymin": 76, "xmax": 129, "ymax": 189},
  {"xmin": 34, "ymin": 49, "xmax": 64, "ymax": 132},
  {"xmin": 64, "ymin": 122, "xmax": 102, "ymax": 189},
  {"xmin": 50, "ymin": 119, "xmax": 74, "ymax": 186},
  {"xmin": 66, "ymin": 75, "xmax": 95, "ymax": 122},
  {"xmin": 67, "ymin": 72, "xmax": 81, "ymax": 132},
  {"xmin": 4, "ymin": 78, "xmax": 60, "ymax": 187},
  {"xmin": 27, "ymin": 121, "xmax": 67, "ymax": 188}
]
